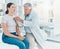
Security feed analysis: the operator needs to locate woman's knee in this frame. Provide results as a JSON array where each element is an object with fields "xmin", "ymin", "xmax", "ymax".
[
  {"xmin": 17, "ymin": 41, "xmax": 26, "ymax": 49},
  {"xmin": 24, "ymin": 38, "xmax": 30, "ymax": 46},
  {"xmin": 27, "ymin": 40, "xmax": 29, "ymax": 46}
]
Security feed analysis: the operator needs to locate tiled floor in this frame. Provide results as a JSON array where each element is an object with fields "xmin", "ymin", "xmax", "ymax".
[{"xmin": 44, "ymin": 41, "xmax": 60, "ymax": 49}]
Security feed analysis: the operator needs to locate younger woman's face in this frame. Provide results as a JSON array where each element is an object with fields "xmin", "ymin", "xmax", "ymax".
[{"xmin": 8, "ymin": 4, "xmax": 16, "ymax": 14}]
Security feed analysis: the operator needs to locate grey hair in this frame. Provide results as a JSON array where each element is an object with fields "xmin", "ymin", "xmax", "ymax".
[{"xmin": 24, "ymin": 3, "xmax": 32, "ymax": 9}]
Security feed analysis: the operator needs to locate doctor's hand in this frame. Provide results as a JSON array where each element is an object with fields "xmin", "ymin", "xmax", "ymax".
[
  {"xmin": 14, "ymin": 16, "xmax": 23, "ymax": 23},
  {"xmin": 17, "ymin": 35, "xmax": 24, "ymax": 41}
]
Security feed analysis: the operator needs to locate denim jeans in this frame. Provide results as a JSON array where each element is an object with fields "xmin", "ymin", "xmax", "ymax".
[{"xmin": 2, "ymin": 32, "xmax": 29, "ymax": 49}]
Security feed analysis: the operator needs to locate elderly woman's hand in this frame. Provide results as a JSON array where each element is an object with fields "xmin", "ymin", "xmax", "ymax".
[{"xmin": 14, "ymin": 16, "xmax": 23, "ymax": 23}]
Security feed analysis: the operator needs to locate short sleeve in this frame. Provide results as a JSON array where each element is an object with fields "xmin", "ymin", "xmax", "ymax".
[{"xmin": 1, "ymin": 16, "xmax": 7, "ymax": 23}]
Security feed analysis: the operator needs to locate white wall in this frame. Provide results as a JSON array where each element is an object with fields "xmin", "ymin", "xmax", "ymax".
[
  {"xmin": 0, "ymin": 0, "xmax": 53, "ymax": 23},
  {"xmin": 53, "ymin": 0, "xmax": 60, "ymax": 35},
  {"xmin": 26, "ymin": 0, "xmax": 51, "ymax": 22}
]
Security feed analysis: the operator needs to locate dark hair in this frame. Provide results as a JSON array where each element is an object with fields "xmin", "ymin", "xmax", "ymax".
[{"xmin": 5, "ymin": 3, "xmax": 14, "ymax": 14}]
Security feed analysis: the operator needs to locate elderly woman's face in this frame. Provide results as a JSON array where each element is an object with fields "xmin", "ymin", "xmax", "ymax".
[
  {"xmin": 8, "ymin": 4, "xmax": 16, "ymax": 14},
  {"xmin": 24, "ymin": 6, "xmax": 31, "ymax": 15}
]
